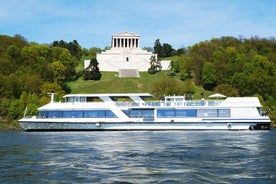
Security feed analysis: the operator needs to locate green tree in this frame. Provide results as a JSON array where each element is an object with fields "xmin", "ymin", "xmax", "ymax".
[
  {"xmin": 176, "ymin": 47, "xmax": 186, "ymax": 56},
  {"xmin": 231, "ymin": 72, "xmax": 250, "ymax": 96},
  {"xmin": 82, "ymin": 48, "xmax": 89, "ymax": 56},
  {"xmin": 26, "ymin": 93, "xmax": 40, "ymax": 116},
  {"xmin": 83, "ymin": 58, "xmax": 102, "ymax": 80},
  {"xmin": 68, "ymin": 40, "xmax": 82, "ymax": 59},
  {"xmin": 202, "ymin": 62, "xmax": 217, "ymax": 90},
  {"xmin": 51, "ymin": 61, "xmax": 66, "ymax": 84},
  {"xmin": 7, "ymin": 45, "xmax": 21, "ymax": 59},
  {"xmin": 173, "ymin": 56, "xmax": 193, "ymax": 81},
  {"xmin": 89, "ymin": 47, "xmax": 102, "ymax": 57},
  {"xmin": 21, "ymin": 45, "xmax": 39, "ymax": 65},
  {"xmin": 8, "ymin": 92, "xmax": 40, "ymax": 118},
  {"xmin": 0, "ymin": 56, "xmax": 14, "ymax": 75},
  {"xmin": 40, "ymin": 82, "xmax": 65, "ymax": 105},
  {"xmin": 53, "ymin": 40, "xmax": 82, "ymax": 59},
  {"xmin": 247, "ymin": 68, "xmax": 273, "ymax": 99},
  {"xmin": 162, "ymin": 43, "xmax": 175, "ymax": 57},
  {"xmin": 8, "ymin": 99, "xmax": 23, "ymax": 119},
  {"xmin": 153, "ymin": 39, "xmax": 162, "ymax": 57},
  {"xmin": 58, "ymin": 49, "xmax": 79, "ymax": 81},
  {"xmin": 151, "ymin": 78, "xmax": 185, "ymax": 98},
  {"xmin": 7, "ymin": 73, "xmax": 21, "ymax": 99},
  {"xmin": 191, "ymin": 55, "xmax": 205, "ymax": 86},
  {"xmin": 23, "ymin": 74, "xmax": 43, "ymax": 95},
  {"xmin": 183, "ymin": 80, "xmax": 195, "ymax": 96},
  {"xmin": 148, "ymin": 55, "xmax": 161, "ymax": 74},
  {"xmin": 153, "ymin": 39, "xmax": 175, "ymax": 58},
  {"xmin": 214, "ymin": 84, "xmax": 239, "ymax": 97},
  {"xmin": 0, "ymin": 97, "xmax": 10, "ymax": 118}
]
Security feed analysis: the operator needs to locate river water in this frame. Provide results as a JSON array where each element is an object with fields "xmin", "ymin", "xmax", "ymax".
[{"xmin": 0, "ymin": 130, "xmax": 276, "ymax": 184}]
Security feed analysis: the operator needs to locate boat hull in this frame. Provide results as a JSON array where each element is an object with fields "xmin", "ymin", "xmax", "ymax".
[{"xmin": 19, "ymin": 120, "xmax": 270, "ymax": 131}]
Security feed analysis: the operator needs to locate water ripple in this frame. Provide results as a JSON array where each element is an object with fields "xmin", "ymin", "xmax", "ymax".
[{"xmin": 0, "ymin": 130, "xmax": 276, "ymax": 183}]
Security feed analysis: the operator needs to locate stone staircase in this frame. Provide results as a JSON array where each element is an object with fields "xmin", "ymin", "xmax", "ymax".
[{"xmin": 119, "ymin": 69, "xmax": 140, "ymax": 78}]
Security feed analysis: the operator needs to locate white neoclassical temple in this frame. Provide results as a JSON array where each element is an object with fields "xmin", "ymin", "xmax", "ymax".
[{"xmin": 84, "ymin": 32, "xmax": 170, "ymax": 77}]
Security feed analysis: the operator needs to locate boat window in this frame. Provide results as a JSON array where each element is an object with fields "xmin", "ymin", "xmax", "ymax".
[
  {"xmin": 74, "ymin": 97, "xmax": 80, "ymax": 102},
  {"xmin": 39, "ymin": 111, "xmax": 48, "ymax": 118},
  {"xmin": 157, "ymin": 109, "xmax": 175, "ymax": 118},
  {"xmin": 63, "ymin": 111, "xmax": 83, "ymax": 118},
  {"xmin": 123, "ymin": 110, "xmax": 130, "ymax": 116},
  {"xmin": 68, "ymin": 97, "xmax": 74, "ymax": 102},
  {"xmin": 143, "ymin": 109, "xmax": 154, "ymax": 116},
  {"xmin": 80, "ymin": 97, "xmax": 86, "ymax": 102},
  {"xmin": 106, "ymin": 110, "xmax": 117, "ymax": 118},
  {"xmin": 82, "ymin": 110, "xmax": 117, "ymax": 118},
  {"xmin": 48, "ymin": 111, "xmax": 62, "ymax": 118},
  {"xmin": 39, "ymin": 110, "xmax": 117, "ymax": 118},
  {"xmin": 175, "ymin": 97, "xmax": 185, "ymax": 102},
  {"xmin": 175, "ymin": 109, "xmax": 196, "ymax": 117},
  {"xmin": 123, "ymin": 109, "xmax": 154, "ymax": 118},
  {"xmin": 197, "ymin": 109, "xmax": 217, "ymax": 117},
  {"xmin": 218, "ymin": 109, "xmax": 230, "ymax": 117},
  {"xmin": 84, "ymin": 110, "xmax": 105, "ymax": 118},
  {"xmin": 130, "ymin": 109, "xmax": 143, "ymax": 117},
  {"xmin": 87, "ymin": 97, "xmax": 94, "ymax": 102},
  {"xmin": 87, "ymin": 97, "xmax": 103, "ymax": 102}
]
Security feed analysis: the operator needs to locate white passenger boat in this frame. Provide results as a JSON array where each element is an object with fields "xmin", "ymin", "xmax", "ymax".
[{"xmin": 18, "ymin": 93, "xmax": 271, "ymax": 131}]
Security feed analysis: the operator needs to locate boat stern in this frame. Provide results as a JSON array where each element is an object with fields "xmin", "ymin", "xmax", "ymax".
[{"xmin": 249, "ymin": 122, "xmax": 271, "ymax": 130}]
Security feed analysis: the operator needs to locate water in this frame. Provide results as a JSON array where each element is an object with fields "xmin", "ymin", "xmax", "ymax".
[{"xmin": 1, "ymin": 130, "xmax": 276, "ymax": 184}]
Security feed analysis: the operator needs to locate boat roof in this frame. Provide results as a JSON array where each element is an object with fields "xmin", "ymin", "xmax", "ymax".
[
  {"xmin": 63, "ymin": 93, "xmax": 153, "ymax": 98},
  {"xmin": 219, "ymin": 97, "xmax": 262, "ymax": 107}
]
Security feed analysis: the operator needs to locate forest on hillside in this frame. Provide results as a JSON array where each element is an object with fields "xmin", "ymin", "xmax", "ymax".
[
  {"xmin": 0, "ymin": 34, "xmax": 275, "ymax": 125},
  {"xmin": 0, "ymin": 35, "xmax": 82, "ymax": 121},
  {"xmin": 169, "ymin": 36, "xmax": 276, "ymax": 100}
]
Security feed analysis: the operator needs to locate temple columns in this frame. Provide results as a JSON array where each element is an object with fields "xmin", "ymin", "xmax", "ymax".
[{"xmin": 112, "ymin": 37, "xmax": 139, "ymax": 48}]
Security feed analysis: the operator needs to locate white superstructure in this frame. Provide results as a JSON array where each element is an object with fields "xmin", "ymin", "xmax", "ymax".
[{"xmin": 18, "ymin": 93, "xmax": 271, "ymax": 131}]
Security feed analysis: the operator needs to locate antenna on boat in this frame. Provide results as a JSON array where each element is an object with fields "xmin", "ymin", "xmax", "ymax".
[
  {"xmin": 48, "ymin": 93, "xmax": 56, "ymax": 103},
  {"xmin": 23, "ymin": 106, "xmax": 28, "ymax": 118}
]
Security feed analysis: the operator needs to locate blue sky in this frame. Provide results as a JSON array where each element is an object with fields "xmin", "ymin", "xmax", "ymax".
[{"xmin": 1, "ymin": 0, "xmax": 275, "ymax": 49}]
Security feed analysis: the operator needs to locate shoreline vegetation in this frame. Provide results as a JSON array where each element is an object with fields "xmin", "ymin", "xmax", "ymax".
[{"xmin": 0, "ymin": 120, "xmax": 21, "ymax": 130}]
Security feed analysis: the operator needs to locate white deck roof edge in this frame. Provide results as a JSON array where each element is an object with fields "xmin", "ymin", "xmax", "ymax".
[
  {"xmin": 220, "ymin": 97, "xmax": 262, "ymax": 107},
  {"xmin": 63, "ymin": 93, "xmax": 153, "ymax": 98}
]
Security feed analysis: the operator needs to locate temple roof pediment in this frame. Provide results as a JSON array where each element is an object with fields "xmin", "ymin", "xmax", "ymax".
[{"xmin": 112, "ymin": 31, "xmax": 139, "ymax": 37}]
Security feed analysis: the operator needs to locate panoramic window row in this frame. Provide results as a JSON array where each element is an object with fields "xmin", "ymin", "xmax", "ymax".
[
  {"xmin": 123, "ymin": 109, "xmax": 154, "ymax": 118},
  {"xmin": 157, "ymin": 109, "xmax": 230, "ymax": 118},
  {"xmin": 39, "ymin": 110, "xmax": 117, "ymax": 118}
]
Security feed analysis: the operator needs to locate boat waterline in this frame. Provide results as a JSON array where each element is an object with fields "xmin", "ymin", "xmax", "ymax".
[{"xmin": 19, "ymin": 121, "xmax": 270, "ymax": 131}]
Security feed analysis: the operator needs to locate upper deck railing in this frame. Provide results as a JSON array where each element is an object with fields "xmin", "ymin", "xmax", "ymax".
[{"xmin": 115, "ymin": 100, "xmax": 223, "ymax": 107}]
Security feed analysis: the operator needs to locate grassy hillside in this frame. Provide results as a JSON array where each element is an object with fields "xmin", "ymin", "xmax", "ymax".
[
  {"xmin": 67, "ymin": 70, "xmax": 209, "ymax": 99},
  {"xmin": 68, "ymin": 71, "xmax": 168, "ymax": 93}
]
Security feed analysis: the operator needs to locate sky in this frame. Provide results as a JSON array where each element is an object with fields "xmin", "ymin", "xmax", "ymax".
[{"xmin": 0, "ymin": 0, "xmax": 276, "ymax": 49}]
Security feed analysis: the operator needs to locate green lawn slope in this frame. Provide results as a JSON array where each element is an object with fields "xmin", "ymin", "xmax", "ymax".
[
  {"xmin": 67, "ymin": 71, "xmax": 208, "ymax": 99},
  {"xmin": 68, "ymin": 71, "xmax": 168, "ymax": 93}
]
